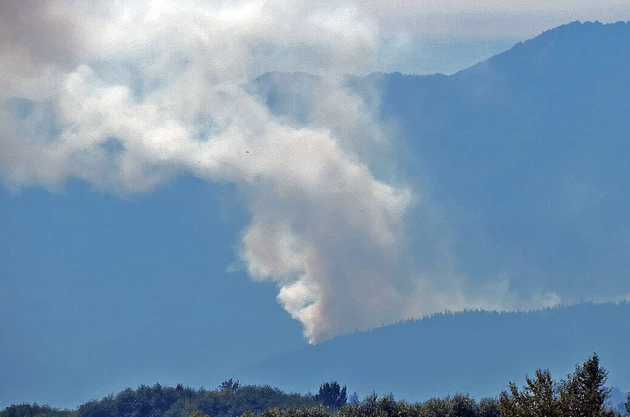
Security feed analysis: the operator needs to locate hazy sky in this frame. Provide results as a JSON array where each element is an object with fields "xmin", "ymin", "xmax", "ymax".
[{"xmin": 1, "ymin": 0, "xmax": 630, "ymax": 410}]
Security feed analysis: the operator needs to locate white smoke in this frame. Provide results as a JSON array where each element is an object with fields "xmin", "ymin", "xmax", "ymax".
[
  {"xmin": 0, "ymin": 0, "xmax": 567, "ymax": 343},
  {"xmin": 0, "ymin": 0, "xmax": 411, "ymax": 343}
]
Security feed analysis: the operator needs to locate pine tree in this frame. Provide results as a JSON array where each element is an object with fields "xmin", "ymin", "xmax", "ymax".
[
  {"xmin": 315, "ymin": 382, "xmax": 347, "ymax": 409},
  {"xmin": 500, "ymin": 369, "xmax": 561, "ymax": 417},
  {"xmin": 560, "ymin": 353, "xmax": 611, "ymax": 417}
]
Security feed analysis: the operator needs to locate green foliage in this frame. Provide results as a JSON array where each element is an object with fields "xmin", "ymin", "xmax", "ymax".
[
  {"xmin": 0, "ymin": 395, "xmax": 503, "ymax": 417},
  {"xmin": 59, "ymin": 383, "xmax": 316, "ymax": 417},
  {"xmin": 219, "ymin": 380, "xmax": 240, "ymax": 394},
  {"xmin": 419, "ymin": 396, "xmax": 451, "ymax": 417},
  {"xmin": 560, "ymin": 353, "xmax": 611, "ymax": 417},
  {"xmin": 338, "ymin": 393, "xmax": 402, "ymax": 417},
  {"xmin": 0, "ymin": 404, "xmax": 75, "ymax": 417},
  {"xmin": 476, "ymin": 398, "xmax": 500, "ymax": 417},
  {"xmin": 500, "ymin": 369, "xmax": 560, "ymax": 417},
  {"xmin": 0, "ymin": 354, "xmax": 621, "ymax": 417},
  {"xmin": 336, "ymin": 392, "xmax": 500, "ymax": 417},
  {"xmin": 314, "ymin": 382, "xmax": 346, "ymax": 409},
  {"xmin": 500, "ymin": 354, "xmax": 616, "ymax": 417},
  {"xmin": 449, "ymin": 394, "xmax": 476, "ymax": 417},
  {"xmin": 77, "ymin": 384, "xmax": 188, "ymax": 417}
]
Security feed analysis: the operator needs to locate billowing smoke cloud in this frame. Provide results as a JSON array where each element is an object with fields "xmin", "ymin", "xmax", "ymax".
[
  {"xmin": 0, "ymin": 0, "xmax": 409, "ymax": 343},
  {"xmin": 0, "ymin": 0, "xmax": 569, "ymax": 343}
]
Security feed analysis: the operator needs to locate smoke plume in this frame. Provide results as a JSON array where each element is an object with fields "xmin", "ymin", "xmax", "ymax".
[{"xmin": 1, "ymin": 0, "xmax": 565, "ymax": 342}]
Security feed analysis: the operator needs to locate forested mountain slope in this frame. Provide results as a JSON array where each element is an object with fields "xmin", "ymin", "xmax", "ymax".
[
  {"xmin": 245, "ymin": 21, "xmax": 630, "ymax": 400},
  {"xmin": 243, "ymin": 302, "xmax": 630, "ymax": 401},
  {"xmin": 254, "ymin": 21, "xmax": 630, "ymax": 304},
  {"xmin": 374, "ymin": 21, "xmax": 630, "ymax": 301}
]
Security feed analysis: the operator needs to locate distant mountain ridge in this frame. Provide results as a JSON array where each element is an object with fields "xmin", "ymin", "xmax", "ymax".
[
  {"xmin": 241, "ymin": 302, "xmax": 630, "ymax": 402},
  {"xmin": 373, "ymin": 20, "xmax": 630, "ymax": 302},
  {"xmin": 253, "ymin": 20, "xmax": 630, "ymax": 311},
  {"xmin": 245, "ymin": 20, "xmax": 630, "ymax": 402}
]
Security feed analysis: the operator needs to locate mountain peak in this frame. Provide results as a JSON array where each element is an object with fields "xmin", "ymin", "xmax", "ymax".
[{"xmin": 457, "ymin": 20, "xmax": 630, "ymax": 78}]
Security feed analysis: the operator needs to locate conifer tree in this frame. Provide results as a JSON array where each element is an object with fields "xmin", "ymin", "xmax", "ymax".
[{"xmin": 560, "ymin": 353, "xmax": 611, "ymax": 417}]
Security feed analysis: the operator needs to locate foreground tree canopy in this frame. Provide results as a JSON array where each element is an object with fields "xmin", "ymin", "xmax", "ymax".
[
  {"xmin": 500, "ymin": 353, "xmax": 615, "ymax": 417},
  {"xmin": 315, "ymin": 382, "xmax": 347, "ymax": 409},
  {"xmin": 2, "ymin": 354, "xmax": 629, "ymax": 417}
]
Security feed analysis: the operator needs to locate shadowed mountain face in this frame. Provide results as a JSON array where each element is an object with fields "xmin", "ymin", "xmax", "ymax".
[
  {"xmin": 253, "ymin": 22, "xmax": 630, "ymax": 306},
  {"xmin": 375, "ymin": 21, "xmax": 630, "ymax": 301},
  {"xmin": 242, "ymin": 302, "xmax": 630, "ymax": 402},
  {"xmin": 244, "ymin": 21, "xmax": 630, "ymax": 401},
  {"xmin": 255, "ymin": 22, "xmax": 630, "ymax": 303}
]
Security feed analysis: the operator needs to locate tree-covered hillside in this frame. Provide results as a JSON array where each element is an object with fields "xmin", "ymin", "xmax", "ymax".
[
  {"xmin": 1, "ymin": 383, "xmax": 316, "ymax": 417},
  {"xmin": 242, "ymin": 302, "xmax": 630, "ymax": 401},
  {"xmin": 247, "ymin": 21, "xmax": 630, "ymax": 399},
  {"xmin": 3, "ymin": 354, "xmax": 629, "ymax": 417},
  {"xmin": 254, "ymin": 20, "xmax": 630, "ymax": 312}
]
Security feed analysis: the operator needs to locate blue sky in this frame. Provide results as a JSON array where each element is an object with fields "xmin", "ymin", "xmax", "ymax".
[
  {"xmin": 2, "ymin": 0, "xmax": 630, "ymax": 410},
  {"xmin": 1, "ymin": 177, "xmax": 305, "ymax": 407}
]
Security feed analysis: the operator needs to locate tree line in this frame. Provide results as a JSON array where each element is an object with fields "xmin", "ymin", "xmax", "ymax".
[{"xmin": 2, "ymin": 354, "xmax": 629, "ymax": 417}]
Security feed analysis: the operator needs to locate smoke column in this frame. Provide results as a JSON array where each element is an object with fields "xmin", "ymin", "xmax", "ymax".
[{"xmin": 0, "ymin": 0, "xmax": 562, "ymax": 343}]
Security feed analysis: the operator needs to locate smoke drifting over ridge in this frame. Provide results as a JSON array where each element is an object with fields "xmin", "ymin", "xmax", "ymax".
[
  {"xmin": 0, "ymin": 0, "xmax": 409, "ymax": 343},
  {"xmin": 1, "ymin": 1, "xmax": 564, "ymax": 342}
]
